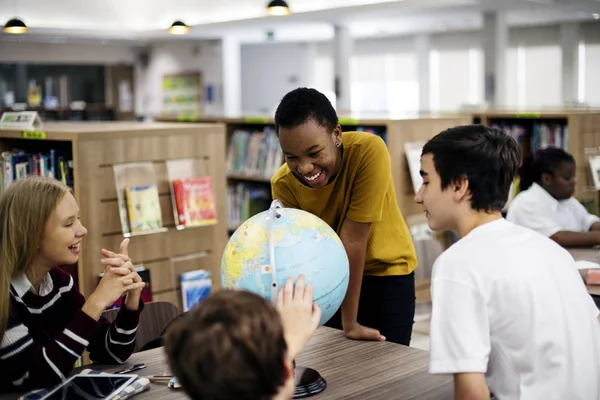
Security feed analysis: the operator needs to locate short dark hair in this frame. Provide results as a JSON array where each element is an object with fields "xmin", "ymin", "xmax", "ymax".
[
  {"xmin": 518, "ymin": 147, "xmax": 575, "ymax": 191},
  {"xmin": 274, "ymin": 87, "xmax": 338, "ymax": 134},
  {"xmin": 422, "ymin": 125, "xmax": 521, "ymax": 212},
  {"xmin": 164, "ymin": 290, "xmax": 287, "ymax": 400}
]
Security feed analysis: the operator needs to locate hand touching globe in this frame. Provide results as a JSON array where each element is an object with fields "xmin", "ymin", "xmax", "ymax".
[{"xmin": 221, "ymin": 200, "xmax": 350, "ymax": 326}]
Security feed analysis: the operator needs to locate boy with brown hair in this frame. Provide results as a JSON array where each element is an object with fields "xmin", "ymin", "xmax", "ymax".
[
  {"xmin": 164, "ymin": 275, "xmax": 321, "ymax": 400},
  {"xmin": 415, "ymin": 125, "xmax": 600, "ymax": 399}
]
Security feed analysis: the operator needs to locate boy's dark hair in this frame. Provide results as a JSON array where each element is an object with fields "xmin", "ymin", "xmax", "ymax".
[
  {"xmin": 518, "ymin": 147, "xmax": 575, "ymax": 191},
  {"xmin": 422, "ymin": 125, "xmax": 521, "ymax": 212},
  {"xmin": 274, "ymin": 87, "xmax": 338, "ymax": 134},
  {"xmin": 164, "ymin": 290, "xmax": 287, "ymax": 400}
]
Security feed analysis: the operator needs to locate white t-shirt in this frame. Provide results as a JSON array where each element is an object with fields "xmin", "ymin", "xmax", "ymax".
[
  {"xmin": 506, "ymin": 183, "xmax": 600, "ymax": 237},
  {"xmin": 429, "ymin": 218, "xmax": 600, "ymax": 400}
]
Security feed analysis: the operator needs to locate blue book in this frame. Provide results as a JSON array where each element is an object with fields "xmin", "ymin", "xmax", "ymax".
[{"xmin": 180, "ymin": 270, "xmax": 212, "ymax": 312}]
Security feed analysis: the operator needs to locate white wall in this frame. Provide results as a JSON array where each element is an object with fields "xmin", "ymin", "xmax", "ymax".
[
  {"xmin": 0, "ymin": 41, "xmax": 136, "ymax": 64},
  {"xmin": 582, "ymin": 23, "xmax": 600, "ymax": 106},
  {"xmin": 430, "ymin": 31, "xmax": 484, "ymax": 112},
  {"xmin": 134, "ymin": 40, "xmax": 223, "ymax": 118},
  {"xmin": 508, "ymin": 26, "xmax": 562, "ymax": 109},
  {"xmin": 240, "ymin": 42, "xmax": 317, "ymax": 115}
]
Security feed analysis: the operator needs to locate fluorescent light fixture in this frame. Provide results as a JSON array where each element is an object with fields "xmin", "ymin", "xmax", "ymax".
[
  {"xmin": 267, "ymin": 0, "xmax": 291, "ymax": 16},
  {"xmin": 169, "ymin": 21, "xmax": 190, "ymax": 35},
  {"xmin": 3, "ymin": 18, "xmax": 27, "ymax": 34}
]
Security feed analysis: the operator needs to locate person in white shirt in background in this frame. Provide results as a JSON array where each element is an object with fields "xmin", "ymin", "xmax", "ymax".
[
  {"xmin": 506, "ymin": 147, "xmax": 600, "ymax": 247},
  {"xmin": 414, "ymin": 125, "xmax": 600, "ymax": 400}
]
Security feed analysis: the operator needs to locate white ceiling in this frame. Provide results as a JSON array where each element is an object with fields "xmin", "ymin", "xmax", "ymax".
[{"xmin": 0, "ymin": 0, "xmax": 598, "ymax": 44}]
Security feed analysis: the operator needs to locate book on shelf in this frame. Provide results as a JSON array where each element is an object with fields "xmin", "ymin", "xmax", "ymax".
[
  {"xmin": 125, "ymin": 184, "xmax": 164, "ymax": 234},
  {"xmin": 226, "ymin": 127, "xmax": 283, "ymax": 179},
  {"xmin": 490, "ymin": 122, "xmax": 568, "ymax": 153},
  {"xmin": 172, "ymin": 176, "xmax": 218, "ymax": 228},
  {"xmin": 180, "ymin": 269, "xmax": 212, "ymax": 312},
  {"xmin": 227, "ymin": 182, "xmax": 271, "ymax": 231},
  {"xmin": 356, "ymin": 127, "xmax": 387, "ymax": 143},
  {"xmin": 0, "ymin": 148, "xmax": 73, "ymax": 194}
]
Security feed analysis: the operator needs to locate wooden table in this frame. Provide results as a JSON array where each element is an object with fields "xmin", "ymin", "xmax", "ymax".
[
  {"xmin": 1, "ymin": 327, "xmax": 453, "ymax": 400},
  {"xmin": 566, "ymin": 247, "xmax": 600, "ymax": 297}
]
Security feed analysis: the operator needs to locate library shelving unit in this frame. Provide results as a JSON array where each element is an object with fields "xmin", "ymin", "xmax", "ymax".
[
  {"xmin": 0, "ymin": 121, "xmax": 228, "ymax": 310},
  {"xmin": 155, "ymin": 114, "xmax": 472, "ymax": 233},
  {"xmin": 470, "ymin": 110, "xmax": 600, "ymax": 215}
]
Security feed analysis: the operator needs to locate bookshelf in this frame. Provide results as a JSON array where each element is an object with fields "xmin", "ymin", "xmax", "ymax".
[
  {"xmin": 0, "ymin": 121, "xmax": 228, "ymax": 310},
  {"xmin": 154, "ymin": 114, "xmax": 472, "ymax": 226},
  {"xmin": 471, "ymin": 110, "xmax": 600, "ymax": 215}
]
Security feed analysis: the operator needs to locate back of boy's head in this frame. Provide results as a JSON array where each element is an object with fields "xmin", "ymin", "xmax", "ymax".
[
  {"xmin": 422, "ymin": 125, "xmax": 521, "ymax": 212},
  {"xmin": 518, "ymin": 147, "xmax": 575, "ymax": 191},
  {"xmin": 274, "ymin": 87, "xmax": 338, "ymax": 133},
  {"xmin": 164, "ymin": 290, "xmax": 287, "ymax": 400}
]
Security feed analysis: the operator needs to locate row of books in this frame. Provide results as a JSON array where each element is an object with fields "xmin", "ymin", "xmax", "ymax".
[
  {"xmin": 0, "ymin": 148, "xmax": 74, "ymax": 195},
  {"xmin": 123, "ymin": 176, "xmax": 217, "ymax": 235},
  {"xmin": 226, "ymin": 182, "xmax": 271, "ymax": 231},
  {"xmin": 226, "ymin": 128, "xmax": 284, "ymax": 179},
  {"xmin": 490, "ymin": 122, "xmax": 568, "ymax": 152},
  {"xmin": 356, "ymin": 127, "xmax": 388, "ymax": 143}
]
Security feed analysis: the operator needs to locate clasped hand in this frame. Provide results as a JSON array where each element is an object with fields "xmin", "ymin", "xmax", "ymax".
[{"xmin": 87, "ymin": 239, "xmax": 144, "ymax": 315}]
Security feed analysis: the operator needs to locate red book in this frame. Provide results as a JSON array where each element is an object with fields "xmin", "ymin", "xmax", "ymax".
[{"xmin": 172, "ymin": 176, "xmax": 218, "ymax": 227}]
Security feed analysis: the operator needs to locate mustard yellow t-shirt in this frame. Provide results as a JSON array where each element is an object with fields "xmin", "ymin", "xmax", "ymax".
[{"xmin": 271, "ymin": 131, "xmax": 417, "ymax": 276}]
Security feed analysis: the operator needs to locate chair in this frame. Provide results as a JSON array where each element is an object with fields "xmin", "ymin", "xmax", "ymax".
[{"xmin": 102, "ymin": 301, "xmax": 181, "ymax": 353}]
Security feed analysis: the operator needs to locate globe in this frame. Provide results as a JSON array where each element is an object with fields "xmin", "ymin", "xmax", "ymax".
[{"xmin": 221, "ymin": 200, "xmax": 349, "ymax": 326}]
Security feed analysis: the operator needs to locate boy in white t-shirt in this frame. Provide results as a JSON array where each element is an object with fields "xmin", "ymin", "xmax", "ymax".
[
  {"xmin": 506, "ymin": 147, "xmax": 600, "ymax": 247},
  {"xmin": 414, "ymin": 125, "xmax": 600, "ymax": 400}
]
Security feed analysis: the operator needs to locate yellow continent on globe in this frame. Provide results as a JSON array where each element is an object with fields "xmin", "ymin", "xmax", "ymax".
[
  {"xmin": 222, "ymin": 219, "xmax": 286, "ymax": 286},
  {"xmin": 289, "ymin": 214, "xmax": 340, "ymax": 243}
]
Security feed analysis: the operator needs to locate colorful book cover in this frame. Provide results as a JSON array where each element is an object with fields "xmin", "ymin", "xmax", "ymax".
[
  {"xmin": 180, "ymin": 270, "xmax": 212, "ymax": 312},
  {"xmin": 125, "ymin": 185, "xmax": 163, "ymax": 233},
  {"xmin": 172, "ymin": 176, "xmax": 217, "ymax": 227}
]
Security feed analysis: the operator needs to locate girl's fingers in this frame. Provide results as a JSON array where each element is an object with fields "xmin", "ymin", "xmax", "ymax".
[
  {"xmin": 101, "ymin": 257, "xmax": 124, "ymax": 267},
  {"xmin": 119, "ymin": 239, "xmax": 130, "ymax": 258},
  {"xmin": 101, "ymin": 249, "xmax": 131, "ymax": 262},
  {"xmin": 109, "ymin": 267, "xmax": 131, "ymax": 276}
]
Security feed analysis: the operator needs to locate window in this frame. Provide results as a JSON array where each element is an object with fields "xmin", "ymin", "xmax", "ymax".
[{"xmin": 350, "ymin": 53, "xmax": 419, "ymax": 114}]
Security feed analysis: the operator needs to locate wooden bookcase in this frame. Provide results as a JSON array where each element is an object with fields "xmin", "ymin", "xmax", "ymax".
[
  {"xmin": 471, "ymin": 110, "xmax": 600, "ymax": 215},
  {"xmin": 0, "ymin": 121, "xmax": 228, "ymax": 310}
]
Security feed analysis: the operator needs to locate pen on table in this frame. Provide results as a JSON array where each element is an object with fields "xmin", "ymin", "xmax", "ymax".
[
  {"xmin": 148, "ymin": 375, "xmax": 174, "ymax": 382},
  {"xmin": 115, "ymin": 363, "xmax": 147, "ymax": 374}
]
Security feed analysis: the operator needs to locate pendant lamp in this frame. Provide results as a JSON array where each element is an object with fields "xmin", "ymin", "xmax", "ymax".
[
  {"xmin": 267, "ymin": 0, "xmax": 290, "ymax": 16},
  {"xmin": 169, "ymin": 21, "xmax": 190, "ymax": 35},
  {"xmin": 3, "ymin": 18, "xmax": 27, "ymax": 34}
]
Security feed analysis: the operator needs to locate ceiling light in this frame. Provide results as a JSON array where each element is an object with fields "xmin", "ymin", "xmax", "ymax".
[
  {"xmin": 267, "ymin": 0, "xmax": 291, "ymax": 16},
  {"xmin": 3, "ymin": 18, "xmax": 27, "ymax": 34},
  {"xmin": 593, "ymin": 13, "xmax": 600, "ymax": 20},
  {"xmin": 169, "ymin": 21, "xmax": 189, "ymax": 35}
]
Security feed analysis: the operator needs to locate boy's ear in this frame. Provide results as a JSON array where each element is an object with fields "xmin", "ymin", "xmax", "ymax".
[{"xmin": 451, "ymin": 176, "xmax": 471, "ymax": 202}]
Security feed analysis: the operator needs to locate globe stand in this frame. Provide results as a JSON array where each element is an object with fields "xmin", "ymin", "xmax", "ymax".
[
  {"xmin": 266, "ymin": 201, "xmax": 327, "ymax": 398},
  {"xmin": 293, "ymin": 364, "xmax": 327, "ymax": 398}
]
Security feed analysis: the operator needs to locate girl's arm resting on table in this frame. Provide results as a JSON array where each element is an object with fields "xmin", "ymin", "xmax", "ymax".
[
  {"xmin": 339, "ymin": 218, "xmax": 383, "ymax": 341},
  {"xmin": 86, "ymin": 296, "xmax": 144, "ymax": 365},
  {"xmin": 0, "ymin": 306, "xmax": 100, "ymax": 390}
]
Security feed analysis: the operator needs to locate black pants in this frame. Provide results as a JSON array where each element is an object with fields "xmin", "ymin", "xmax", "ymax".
[{"xmin": 324, "ymin": 273, "xmax": 416, "ymax": 345}]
